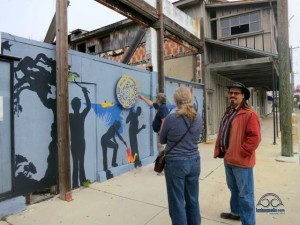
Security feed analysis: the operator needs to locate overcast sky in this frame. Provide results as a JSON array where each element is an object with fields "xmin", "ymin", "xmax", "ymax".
[{"xmin": 0, "ymin": 0, "xmax": 299, "ymax": 86}]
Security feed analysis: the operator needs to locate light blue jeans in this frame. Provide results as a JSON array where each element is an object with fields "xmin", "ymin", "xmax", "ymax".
[
  {"xmin": 224, "ymin": 163, "xmax": 255, "ymax": 225},
  {"xmin": 164, "ymin": 156, "xmax": 201, "ymax": 225}
]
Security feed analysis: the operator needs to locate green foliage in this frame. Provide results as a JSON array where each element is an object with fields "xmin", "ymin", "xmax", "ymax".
[
  {"xmin": 82, "ymin": 179, "xmax": 91, "ymax": 187},
  {"xmin": 0, "ymin": 216, "xmax": 7, "ymax": 221}
]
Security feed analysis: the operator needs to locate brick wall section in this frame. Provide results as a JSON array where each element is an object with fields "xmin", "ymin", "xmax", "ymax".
[
  {"xmin": 99, "ymin": 38, "xmax": 192, "ymax": 65},
  {"xmin": 164, "ymin": 39, "xmax": 192, "ymax": 58}
]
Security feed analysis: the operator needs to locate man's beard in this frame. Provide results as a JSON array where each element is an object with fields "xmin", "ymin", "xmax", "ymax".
[{"xmin": 230, "ymin": 99, "xmax": 237, "ymax": 107}]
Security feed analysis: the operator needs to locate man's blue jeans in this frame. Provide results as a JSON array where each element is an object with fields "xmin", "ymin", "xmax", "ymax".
[
  {"xmin": 164, "ymin": 156, "xmax": 201, "ymax": 225},
  {"xmin": 224, "ymin": 163, "xmax": 255, "ymax": 225}
]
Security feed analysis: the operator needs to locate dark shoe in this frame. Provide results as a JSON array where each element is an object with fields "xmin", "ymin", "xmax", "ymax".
[
  {"xmin": 220, "ymin": 212, "xmax": 240, "ymax": 220},
  {"xmin": 112, "ymin": 163, "xmax": 118, "ymax": 167},
  {"xmin": 134, "ymin": 161, "xmax": 142, "ymax": 168},
  {"xmin": 105, "ymin": 170, "xmax": 114, "ymax": 180}
]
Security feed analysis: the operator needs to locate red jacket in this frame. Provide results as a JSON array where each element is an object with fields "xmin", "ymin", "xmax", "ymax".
[{"xmin": 214, "ymin": 108, "xmax": 261, "ymax": 168}]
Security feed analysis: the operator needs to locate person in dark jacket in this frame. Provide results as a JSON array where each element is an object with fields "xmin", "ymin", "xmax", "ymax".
[
  {"xmin": 138, "ymin": 93, "xmax": 169, "ymax": 134},
  {"xmin": 138, "ymin": 93, "xmax": 169, "ymax": 175}
]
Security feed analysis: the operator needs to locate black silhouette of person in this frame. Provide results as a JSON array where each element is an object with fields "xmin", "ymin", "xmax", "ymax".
[
  {"xmin": 126, "ymin": 107, "xmax": 146, "ymax": 167},
  {"xmin": 69, "ymin": 87, "xmax": 91, "ymax": 188},
  {"xmin": 101, "ymin": 120, "xmax": 127, "ymax": 179}
]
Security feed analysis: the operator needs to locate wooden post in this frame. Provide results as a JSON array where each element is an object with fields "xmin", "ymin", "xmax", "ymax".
[
  {"xmin": 56, "ymin": 0, "xmax": 72, "ymax": 200},
  {"xmin": 44, "ymin": 12, "xmax": 56, "ymax": 44},
  {"xmin": 200, "ymin": 17, "xmax": 207, "ymax": 142},
  {"xmin": 156, "ymin": 0, "xmax": 165, "ymax": 93},
  {"xmin": 277, "ymin": 0, "xmax": 293, "ymax": 156},
  {"xmin": 272, "ymin": 64, "xmax": 277, "ymax": 145}
]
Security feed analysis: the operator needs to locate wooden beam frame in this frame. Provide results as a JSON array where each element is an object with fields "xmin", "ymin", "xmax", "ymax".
[
  {"xmin": 164, "ymin": 30, "xmax": 198, "ymax": 53},
  {"xmin": 95, "ymin": 0, "xmax": 203, "ymax": 52},
  {"xmin": 163, "ymin": 16, "xmax": 203, "ymax": 51},
  {"xmin": 205, "ymin": 0, "xmax": 276, "ymax": 9},
  {"xmin": 208, "ymin": 57, "xmax": 276, "ymax": 89},
  {"xmin": 95, "ymin": 0, "xmax": 155, "ymax": 27},
  {"xmin": 122, "ymin": 27, "xmax": 146, "ymax": 64},
  {"xmin": 208, "ymin": 57, "xmax": 273, "ymax": 71}
]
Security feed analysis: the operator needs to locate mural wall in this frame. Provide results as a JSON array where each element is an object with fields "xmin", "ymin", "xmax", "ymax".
[
  {"xmin": 165, "ymin": 77, "xmax": 204, "ymax": 142},
  {"xmin": 0, "ymin": 32, "xmax": 203, "ymax": 199},
  {"xmin": 0, "ymin": 60, "xmax": 13, "ymax": 196}
]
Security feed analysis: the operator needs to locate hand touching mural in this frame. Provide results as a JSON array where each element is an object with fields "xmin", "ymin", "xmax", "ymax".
[{"xmin": 69, "ymin": 86, "xmax": 91, "ymax": 189}]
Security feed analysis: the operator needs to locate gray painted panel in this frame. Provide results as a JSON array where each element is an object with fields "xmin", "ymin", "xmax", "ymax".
[
  {"xmin": 69, "ymin": 45, "xmax": 154, "ymax": 181},
  {"xmin": 0, "ymin": 196, "xmax": 25, "ymax": 217},
  {"xmin": 0, "ymin": 61, "xmax": 12, "ymax": 194},
  {"xmin": 0, "ymin": 32, "xmax": 203, "ymax": 198}
]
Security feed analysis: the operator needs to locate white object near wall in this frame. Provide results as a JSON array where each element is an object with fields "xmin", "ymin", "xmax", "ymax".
[{"xmin": 0, "ymin": 96, "xmax": 3, "ymax": 121}]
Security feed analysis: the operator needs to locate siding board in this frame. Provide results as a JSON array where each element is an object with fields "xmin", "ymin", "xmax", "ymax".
[
  {"xmin": 255, "ymin": 35, "xmax": 263, "ymax": 50},
  {"xmin": 247, "ymin": 36, "xmax": 255, "ymax": 49},
  {"xmin": 263, "ymin": 33, "xmax": 271, "ymax": 52}
]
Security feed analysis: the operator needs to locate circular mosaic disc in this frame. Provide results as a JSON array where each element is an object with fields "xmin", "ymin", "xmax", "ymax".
[{"xmin": 116, "ymin": 75, "xmax": 137, "ymax": 109}]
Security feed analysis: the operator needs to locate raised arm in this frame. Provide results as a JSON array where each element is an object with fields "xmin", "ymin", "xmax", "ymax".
[
  {"xmin": 81, "ymin": 87, "xmax": 91, "ymax": 116},
  {"xmin": 138, "ymin": 94, "xmax": 154, "ymax": 107}
]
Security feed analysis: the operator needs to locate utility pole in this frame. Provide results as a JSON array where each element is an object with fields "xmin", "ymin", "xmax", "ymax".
[
  {"xmin": 277, "ymin": 0, "xmax": 293, "ymax": 156},
  {"xmin": 56, "ymin": 0, "xmax": 72, "ymax": 200},
  {"xmin": 156, "ymin": 0, "xmax": 165, "ymax": 93}
]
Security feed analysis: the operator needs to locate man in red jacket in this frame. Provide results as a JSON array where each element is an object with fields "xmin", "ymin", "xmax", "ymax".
[{"xmin": 214, "ymin": 82, "xmax": 261, "ymax": 225}]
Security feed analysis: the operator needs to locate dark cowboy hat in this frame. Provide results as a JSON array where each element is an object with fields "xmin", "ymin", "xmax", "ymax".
[{"xmin": 227, "ymin": 82, "xmax": 250, "ymax": 100}]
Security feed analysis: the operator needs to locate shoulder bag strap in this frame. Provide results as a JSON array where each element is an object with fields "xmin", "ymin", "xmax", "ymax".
[{"xmin": 164, "ymin": 116, "xmax": 192, "ymax": 156}]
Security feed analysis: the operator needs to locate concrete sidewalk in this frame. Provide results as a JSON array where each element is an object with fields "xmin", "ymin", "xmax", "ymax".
[{"xmin": 2, "ymin": 114, "xmax": 300, "ymax": 225}]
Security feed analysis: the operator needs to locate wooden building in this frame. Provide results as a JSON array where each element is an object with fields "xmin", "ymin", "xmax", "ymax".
[
  {"xmin": 69, "ymin": 0, "xmax": 279, "ymax": 139},
  {"xmin": 200, "ymin": 0, "xmax": 278, "ymax": 136}
]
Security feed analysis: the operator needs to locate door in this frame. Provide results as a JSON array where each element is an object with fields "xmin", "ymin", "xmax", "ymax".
[{"xmin": 0, "ymin": 60, "xmax": 12, "ymax": 195}]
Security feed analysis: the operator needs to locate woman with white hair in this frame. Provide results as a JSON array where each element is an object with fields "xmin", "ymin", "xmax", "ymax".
[{"xmin": 159, "ymin": 86, "xmax": 202, "ymax": 225}]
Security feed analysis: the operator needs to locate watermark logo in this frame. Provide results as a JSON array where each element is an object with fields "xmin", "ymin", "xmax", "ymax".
[{"xmin": 256, "ymin": 193, "xmax": 285, "ymax": 214}]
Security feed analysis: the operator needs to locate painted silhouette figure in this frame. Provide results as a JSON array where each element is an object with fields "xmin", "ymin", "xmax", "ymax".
[
  {"xmin": 1, "ymin": 40, "xmax": 12, "ymax": 54},
  {"xmin": 101, "ymin": 120, "xmax": 127, "ymax": 179},
  {"xmin": 126, "ymin": 107, "xmax": 146, "ymax": 167},
  {"xmin": 14, "ymin": 54, "xmax": 56, "ymax": 115},
  {"xmin": 13, "ymin": 53, "xmax": 58, "ymax": 187},
  {"xmin": 69, "ymin": 87, "xmax": 91, "ymax": 189}
]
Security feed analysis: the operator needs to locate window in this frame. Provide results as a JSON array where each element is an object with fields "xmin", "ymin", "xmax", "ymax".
[
  {"xmin": 221, "ymin": 11, "xmax": 261, "ymax": 37},
  {"xmin": 88, "ymin": 45, "xmax": 96, "ymax": 54},
  {"xmin": 77, "ymin": 43, "xmax": 86, "ymax": 53},
  {"xmin": 100, "ymin": 36, "xmax": 110, "ymax": 52},
  {"xmin": 211, "ymin": 20, "xmax": 217, "ymax": 39},
  {"xmin": 210, "ymin": 10, "xmax": 216, "ymax": 19}
]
